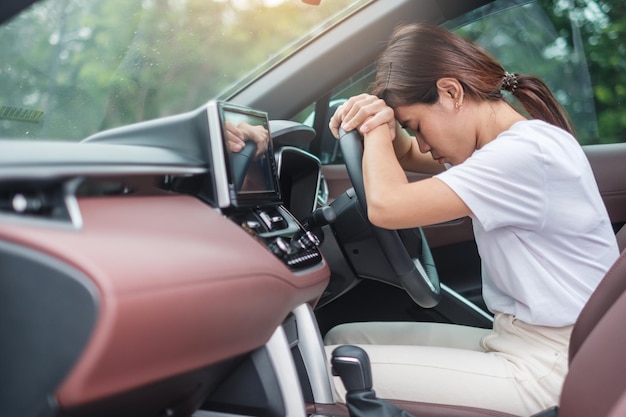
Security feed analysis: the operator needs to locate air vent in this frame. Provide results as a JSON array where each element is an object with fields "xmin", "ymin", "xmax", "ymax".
[{"xmin": 0, "ymin": 179, "xmax": 80, "ymax": 227}]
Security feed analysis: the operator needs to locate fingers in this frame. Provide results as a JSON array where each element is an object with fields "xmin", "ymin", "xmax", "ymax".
[
  {"xmin": 329, "ymin": 94, "xmax": 371, "ymax": 137},
  {"xmin": 328, "ymin": 106, "xmax": 344, "ymax": 139},
  {"xmin": 340, "ymin": 94, "xmax": 382, "ymax": 131},
  {"xmin": 238, "ymin": 123, "xmax": 269, "ymax": 157},
  {"xmin": 225, "ymin": 121, "xmax": 245, "ymax": 152},
  {"xmin": 328, "ymin": 94, "xmax": 396, "ymax": 140}
]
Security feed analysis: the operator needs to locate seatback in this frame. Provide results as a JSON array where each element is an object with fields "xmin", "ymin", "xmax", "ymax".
[
  {"xmin": 568, "ymin": 249, "xmax": 626, "ymax": 360},
  {"xmin": 559, "ymin": 287, "xmax": 626, "ymax": 417},
  {"xmin": 608, "ymin": 391, "xmax": 626, "ymax": 417},
  {"xmin": 616, "ymin": 223, "xmax": 626, "ymax": 253}
]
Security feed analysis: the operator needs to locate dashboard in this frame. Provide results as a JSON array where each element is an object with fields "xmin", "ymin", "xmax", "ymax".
[
  {"xmin": 83, "ymin": 99, "xmax": 326, "ymax": 272},
  {"xmin": 0, "ymin": 101, "xmax": 332, "ymax": 417}
]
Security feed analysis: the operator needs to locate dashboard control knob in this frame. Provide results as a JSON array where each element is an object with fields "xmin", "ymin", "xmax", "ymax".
[
  {"xmin": 291, "ymin": 230, "xmax": 320, "ymax": 251},
  {"xmin": 269, "ymin": 237, "xmax": 291, "ymax": 257},
  {"xmin": 259, "ymin": 210, "xmax": 286, "ymax": 231},
  {"xmin": 306, "ymin": 230, "xmax": 320, "ymax": 246},
  {"xmin": 301, "ymin": 230, "xmax": 320, "ymax": 248},
  {"xmin": 245, "ymin": 220, "xmax": 261, "ymax": 230}
]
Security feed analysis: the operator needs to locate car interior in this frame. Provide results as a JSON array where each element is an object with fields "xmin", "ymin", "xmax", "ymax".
[{"xmin": 1, "ymin": 1, "xmax": 625, "ymax": 417}]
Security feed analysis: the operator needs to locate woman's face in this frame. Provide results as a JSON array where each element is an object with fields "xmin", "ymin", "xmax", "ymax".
[{"xmin": 394, "ymin": 96, "xmax": 477, "ymax": 167}]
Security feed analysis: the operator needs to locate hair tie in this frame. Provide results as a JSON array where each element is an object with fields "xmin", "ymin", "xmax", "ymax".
[{"xmin": 501, "ymin": 72, "xmax": 518, "ymax": 94}]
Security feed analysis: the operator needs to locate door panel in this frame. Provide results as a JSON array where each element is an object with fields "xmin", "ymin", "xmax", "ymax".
[
  {"xmin": 320, "ymin": 164, "xmax": 352, "ymax": 204},
  {"xmin": 586, "ymin": 143, "xmax": 626, "ymax": 227}
]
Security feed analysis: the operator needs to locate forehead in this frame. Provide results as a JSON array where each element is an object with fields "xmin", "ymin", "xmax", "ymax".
[{"xmin": 394, "ymin": 103, "xmax": 423, "ymax": 125}]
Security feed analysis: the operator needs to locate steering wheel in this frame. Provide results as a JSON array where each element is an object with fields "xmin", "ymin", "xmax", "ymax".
[
  {"xmin": 230, "ymin": 140, "xmax": 257, "ymax": 191},
  {"xmin": 338, "ymin": 128, "xmax": 441, "ymax": 308}
]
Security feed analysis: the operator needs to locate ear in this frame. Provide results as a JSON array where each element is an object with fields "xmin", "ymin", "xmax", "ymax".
[{"xmin": 436, "ymin": 78, "xmax": 464, "ymax": 107}]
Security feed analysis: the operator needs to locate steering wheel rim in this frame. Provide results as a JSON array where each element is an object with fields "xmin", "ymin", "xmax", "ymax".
[
  {"xmin": 338, "ymin": 128, "xmax": 441, "ymax": 308},
  {"xmin": 230, "ymin": 140, "xmax": 257, "ymax": 191}
]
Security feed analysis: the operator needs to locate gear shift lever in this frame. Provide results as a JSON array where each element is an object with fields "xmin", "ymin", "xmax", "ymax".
[
  {"xmin": 330, "ymin": 345, "xmax": 373, "ymax": 392},
  {"xmin": 331, "ymin": 345, "xmax": 415, "ymax": 417}
]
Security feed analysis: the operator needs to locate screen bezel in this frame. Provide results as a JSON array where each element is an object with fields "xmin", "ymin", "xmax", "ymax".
[{"xmin": 206, "ymin": 100, "xmax": 282, "ymax": 209}]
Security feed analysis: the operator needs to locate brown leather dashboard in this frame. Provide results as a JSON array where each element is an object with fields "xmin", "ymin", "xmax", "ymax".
[{"xmin": 0, "ymin": 194, "xmax": 329, "ymax": 406}]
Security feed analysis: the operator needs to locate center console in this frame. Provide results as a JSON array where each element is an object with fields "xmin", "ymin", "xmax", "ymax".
[
  {"xmin": 82, "ymin": 99, "xmax": 340, "ymax": 417},
  {"xmin": 197, "ymin": 303, "xmax": 339, "ymax": 417},
  {"xmin": 230, "ymin": 205, "xmax": 323, "ymax": 270},
  {"xmin": 206, "ymin": 101, "xmax": 332, "ymax": 273},
  {"xmin": 200, "ymin": 102, "xmax": 341, "ymax": 416}
]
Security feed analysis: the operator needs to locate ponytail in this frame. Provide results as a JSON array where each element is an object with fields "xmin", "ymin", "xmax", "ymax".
[
  {"xmin": 373, "ymin": 23, "xmax": 574, "ymax": 135},
  {"xmin": 506, "ymin": 73, "xmax": 574, "ymax": 135}
]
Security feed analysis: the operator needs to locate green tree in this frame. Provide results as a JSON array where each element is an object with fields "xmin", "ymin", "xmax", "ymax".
[
  {"xmin": 535, "ymin": 0, "xmax": 626, "ymax": 143},
  {"xmin": 1, "ymin": 0, "xmax": 360, "ymax": 140}
]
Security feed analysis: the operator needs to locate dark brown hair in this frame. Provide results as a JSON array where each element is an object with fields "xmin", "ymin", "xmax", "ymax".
[{"xmin": 371, "ymin": 23, "xmax": 573, "ymax": 135}]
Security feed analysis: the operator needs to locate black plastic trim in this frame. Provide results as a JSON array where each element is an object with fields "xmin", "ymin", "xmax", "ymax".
[{"xmin": 0, "ymin": 240, "xmax": 99, "ymax": 417}]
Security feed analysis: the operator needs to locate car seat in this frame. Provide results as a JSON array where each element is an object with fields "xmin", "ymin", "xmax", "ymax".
[
  {"xmin": 336, "ymin": 248, "xmax": 626, "ymax": 417},
  {"xmin": 616, "ymin": 223, "xmax": 626, "ymax": 252}
]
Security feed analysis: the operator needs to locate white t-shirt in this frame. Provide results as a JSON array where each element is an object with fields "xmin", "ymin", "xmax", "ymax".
[{"xmin": 436, "ymin": 120, "xmax": 619, "ymax": 327}]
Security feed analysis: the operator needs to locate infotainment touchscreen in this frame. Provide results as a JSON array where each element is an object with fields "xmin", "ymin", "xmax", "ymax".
[{"xmin": 206, "ymin": 100, "xmax": 282, "ymax": 208}]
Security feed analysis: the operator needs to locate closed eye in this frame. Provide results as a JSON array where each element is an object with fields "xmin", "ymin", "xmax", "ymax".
[{"xmin": 402, "ymin": 124, "xmax": 418, "ymax": 137}]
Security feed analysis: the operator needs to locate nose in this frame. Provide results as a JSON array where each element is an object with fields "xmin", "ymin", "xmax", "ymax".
[{"xmin": 415, "ymin": 134, "xmax": 431, "ymax": 154}]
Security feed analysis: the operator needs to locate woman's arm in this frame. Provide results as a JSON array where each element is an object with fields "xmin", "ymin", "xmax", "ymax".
[
  {"xmin": 362, "ymin": 125, "xmax": 470, "ymax": 229},
  {"xmin": 329, "ymin": 94, "xmax": 444, "ymax": 175}
]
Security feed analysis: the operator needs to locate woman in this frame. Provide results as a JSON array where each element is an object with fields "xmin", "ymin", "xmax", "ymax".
[{"xmin": 325, "ymin": 23, "xmax": 619, "ymax": 415}]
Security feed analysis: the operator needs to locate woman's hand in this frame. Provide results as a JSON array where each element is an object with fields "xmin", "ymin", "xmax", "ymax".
[
  {"xmin": 238, "ymin": 123, "xmax": 269, "ymax": 157},
  {"xmin": 329, "ymin": 94, "xmax": 396, "ymax": 141},
  {"xmin": 225, "ymin": 121, "xmax": 269, "ymax": 157},
  {"xmin": 225, "ymin": 121, "xmax": 246, "ymax": 152}
]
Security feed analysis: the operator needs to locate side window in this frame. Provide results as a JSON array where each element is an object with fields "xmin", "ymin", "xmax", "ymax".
[
  {"xmin": 299, "ymin": 67, "xmax": 376, "ymax": 165},
  {"xmin": 448, "ymin": 0, "xmax": 625, "ymax": 145},
  {"xmin": 448, "ymin": 0, "xmax": 625, "ymax": 144}
]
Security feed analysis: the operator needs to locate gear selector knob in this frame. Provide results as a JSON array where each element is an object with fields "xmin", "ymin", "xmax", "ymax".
[
  {"xmin": 331, "ymin": 345, "xmax": 416, "ymax": 417},
  {"xmin": 330, "ymin": 345, "xmax": 373, "ymax": 393}
]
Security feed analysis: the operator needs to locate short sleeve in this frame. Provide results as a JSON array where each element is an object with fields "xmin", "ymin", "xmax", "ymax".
[{"xmin": 436, "ymin": 128, "xmax": 547, "ymax": 231}]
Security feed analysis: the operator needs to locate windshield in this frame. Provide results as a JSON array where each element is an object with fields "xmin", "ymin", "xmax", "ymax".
[{"xmin": 0, "ymin": 0, "xmax": 370, "ymax": 141}]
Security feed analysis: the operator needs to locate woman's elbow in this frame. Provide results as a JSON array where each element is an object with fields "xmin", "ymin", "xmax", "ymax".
[{"xmin": 366, "ymin": 203, "xmax": 396, "ymax": 229}]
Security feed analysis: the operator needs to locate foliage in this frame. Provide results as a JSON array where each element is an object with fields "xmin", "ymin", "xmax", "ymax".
[
  {"xmin": 0, "ymin": 0, "xmax": 623, "ymax": 144},
  {"xmin": 534, "ymin": 0, "xmax": 626, "ymax": 143},
  {"xmin": 0, "ymin": 0, "xmax": 359, "ymax": 140},
  {"xmin": 455, "ymin": 0, "xmax": 625, "ymax": 144}
]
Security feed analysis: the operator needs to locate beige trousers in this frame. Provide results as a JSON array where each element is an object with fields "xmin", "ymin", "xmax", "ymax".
[{"xmin": 324, "ymin": 314, "xmax": 572, "ymax": 416}]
